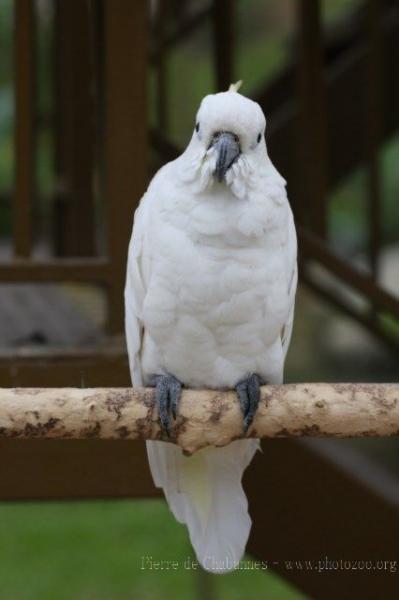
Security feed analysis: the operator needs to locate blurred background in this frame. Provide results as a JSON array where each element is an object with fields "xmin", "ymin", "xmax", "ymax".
[{"xmin": 0, "ymin": 0, "xmax": 398, "ymax": 598}]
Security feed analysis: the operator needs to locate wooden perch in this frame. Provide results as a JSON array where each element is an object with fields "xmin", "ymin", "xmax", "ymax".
[{"xmin": 0, "ymin": 384, "xmax": 399, "ymax": 454}]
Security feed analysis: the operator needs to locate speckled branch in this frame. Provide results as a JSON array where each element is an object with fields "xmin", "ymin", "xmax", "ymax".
[{"xmin": 1, "ymin": 384, "xmax": 398, "ymax": 454}]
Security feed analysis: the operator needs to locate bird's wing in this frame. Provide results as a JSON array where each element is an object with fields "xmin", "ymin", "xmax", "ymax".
[
  {"xmin": 263, "ymin": 161, "xmax": 298, "ymax": 359},
  {"xmin": 281, "ymin": 207, "xmax": 298, "ymax": 359},
  {"xmin": 124, "ymin": 195, "xmax": 151, "ymax": 387}
]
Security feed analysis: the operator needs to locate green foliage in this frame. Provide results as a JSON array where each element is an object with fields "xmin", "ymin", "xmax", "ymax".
[{"xmin": 329, "ymin": 136, "xmax": 399, "ymax": 252}]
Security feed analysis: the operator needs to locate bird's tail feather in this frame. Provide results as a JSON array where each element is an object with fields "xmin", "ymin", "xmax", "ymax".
[{"xmin": 146, "ymin": 439, "xmax": 259, "ymax": 573}]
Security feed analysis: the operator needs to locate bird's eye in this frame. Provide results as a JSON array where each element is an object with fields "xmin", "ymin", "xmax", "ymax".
[
  {"xmin": 195, "ymin": 122, "xmax": 200, "ymax": 133},
  {"xmin": 257, "ymin": 133, "xmax": 262, "ymax": 144}
]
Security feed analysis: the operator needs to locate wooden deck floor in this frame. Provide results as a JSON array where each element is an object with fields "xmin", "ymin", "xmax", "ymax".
[
  {"xmin": 0, "ymin": 239, "xmax": 108, "ymax": 351},
  {"xmin": 0, "ymin": 283, "xmax": 105, "ymax": 352}
]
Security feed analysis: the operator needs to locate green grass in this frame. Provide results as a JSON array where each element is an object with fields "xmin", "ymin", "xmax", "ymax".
[{"xmin": 0, "ymin": 500, "xmax": 303, "ymax": 600}]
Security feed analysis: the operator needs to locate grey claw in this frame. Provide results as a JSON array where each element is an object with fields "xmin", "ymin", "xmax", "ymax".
[
  {"xmin": 169, "ymin": 378, "xmax": 181, "ymax": 420},
  {"xmin": 236, "ymin": 373, "xmax": 263, "ymax": 433},
  {"xmin": 153, "ymin": 374, "xmax": 182, "ymax": 437}
]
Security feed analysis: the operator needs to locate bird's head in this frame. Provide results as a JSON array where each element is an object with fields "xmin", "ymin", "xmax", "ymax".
[{"xmin": 180, "ymin": 82, "xmax": 267, "ymax": 198}]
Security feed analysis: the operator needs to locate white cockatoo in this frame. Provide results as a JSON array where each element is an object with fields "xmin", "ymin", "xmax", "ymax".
[{"xmin": 125, "ymin": 83, "xmax": 297, "ymax": 573}]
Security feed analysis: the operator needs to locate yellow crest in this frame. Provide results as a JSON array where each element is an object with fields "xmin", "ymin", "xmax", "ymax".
[{"xmin": 228, "ymin": 80, "xmax": 243, "ymax": 93}]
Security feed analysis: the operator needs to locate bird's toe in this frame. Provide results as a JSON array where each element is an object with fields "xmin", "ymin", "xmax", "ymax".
[
  {"xmin": 153, "ymin": 374, "xmax": 182, "ymax": 437},
  {"xmin": 236, "ymin": 373, "xmax": 263, "ymax": 433}
]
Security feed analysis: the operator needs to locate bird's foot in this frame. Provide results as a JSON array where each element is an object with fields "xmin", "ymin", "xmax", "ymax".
[
  {"xmin": 235, "ymin": 373, "xmax": 265, "ymax": 433},
  {"xmin": 150, "ymin": 374, "xmax": 182, "ymax": 437}
]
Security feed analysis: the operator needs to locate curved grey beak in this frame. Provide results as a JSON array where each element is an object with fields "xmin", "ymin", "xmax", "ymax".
[{"xmin": 211, "ymin": 131, "xmax": 240, "ymax": 182}]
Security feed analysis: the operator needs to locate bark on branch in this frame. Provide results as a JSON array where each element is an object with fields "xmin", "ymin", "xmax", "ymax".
[{"xmin": 0, "ymin": 384, "xmax": 398, "ymax": 454}]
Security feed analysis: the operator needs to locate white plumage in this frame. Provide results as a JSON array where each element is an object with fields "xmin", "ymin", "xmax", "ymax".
[{"xmin": 125, "ymin": 88, "xmax": 297, "ymax": 572}]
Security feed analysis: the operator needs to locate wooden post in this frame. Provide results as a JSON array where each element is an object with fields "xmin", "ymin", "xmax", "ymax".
[
  {"xmin": 297, "ymin": 0, "xmax": 328, "ymax": 238},
  {"xmin": 153, "ymin": 0, "xmax": 169, "ymax": 131},
  {"xmin": 212, "ymin": 0, "xmax": 234, "ymax": 91},
  {"xmin": 53, "ymin": 0, "xmax": 95, "ymax": 257},
  {"xmin": 13, "ymin": 0, "xmax": 36, "ymax": 257},
  {"xmin": 104, "ymin": 0, "xmax": 148, "ymax": 334},
  {"xmin": 365, "ymin": 0, "xmax": 383, "ymax": 282}
]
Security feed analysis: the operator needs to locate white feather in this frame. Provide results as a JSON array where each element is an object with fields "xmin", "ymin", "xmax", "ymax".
[{"xmin": 125, "ymin": 89, "xmax": 297, "ymax": 572}]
